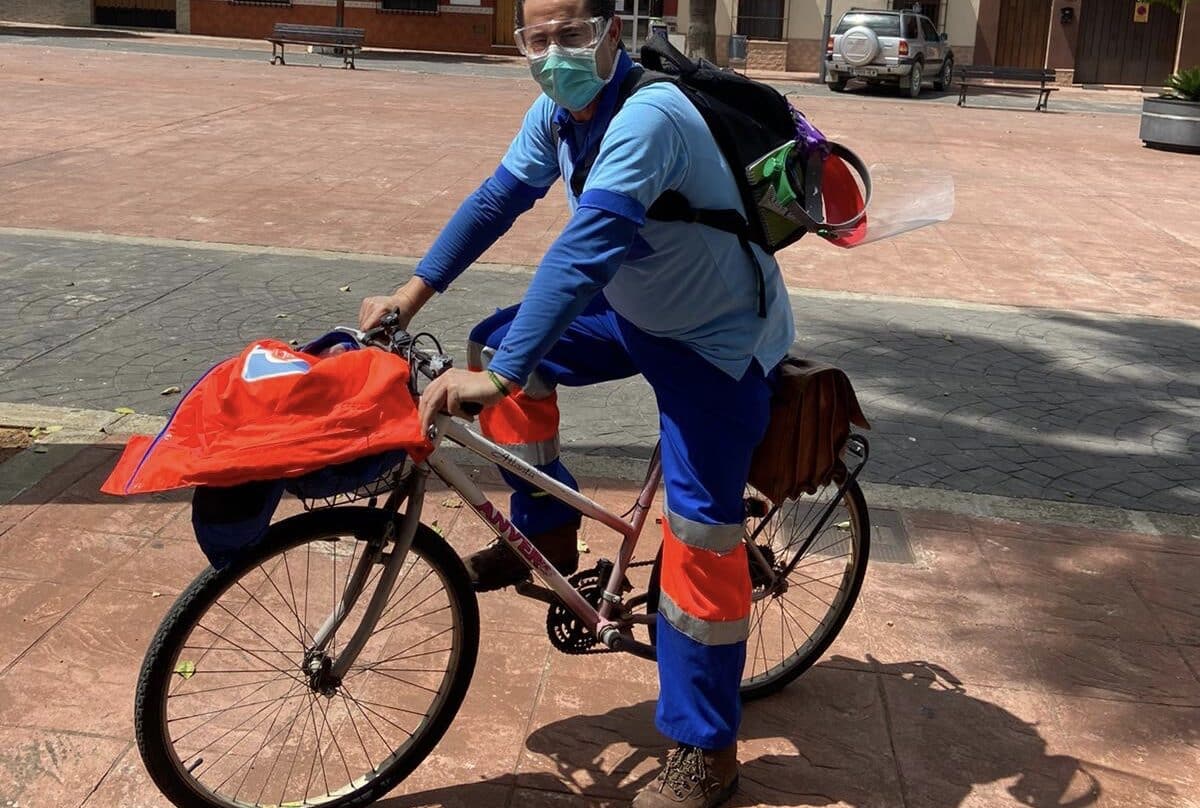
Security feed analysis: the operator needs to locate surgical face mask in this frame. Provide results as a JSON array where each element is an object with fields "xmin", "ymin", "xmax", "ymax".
[{"xmin": 523, "ymin": 19, "xmax": 614, "ymax": 111}]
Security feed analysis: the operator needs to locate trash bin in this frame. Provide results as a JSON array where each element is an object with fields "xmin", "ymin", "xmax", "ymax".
[{"xmin": 728, "ymin": 34, "xmax": 748, "ymax": 62}]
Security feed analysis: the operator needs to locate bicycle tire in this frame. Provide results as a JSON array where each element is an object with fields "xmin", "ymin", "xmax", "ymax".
[
  {"xmin": 647, "ymin": 478, "xmax": 870, "ymax": 702},
  {"xmin": 135, "ymin": 507, "xmax": 480, "ymax": 808}
]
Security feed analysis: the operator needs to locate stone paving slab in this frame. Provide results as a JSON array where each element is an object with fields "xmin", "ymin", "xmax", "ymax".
[
  {"xmin": 0, "ymin": 443, "xmax": 1196, "ymax": 807},
  {"xmin": 1, "ymin": 231, "xmax": 1197, "ymax": 516},
  {"xmin": 2, "ymin": 42, "xmax": 1198, "ymax": 320}
]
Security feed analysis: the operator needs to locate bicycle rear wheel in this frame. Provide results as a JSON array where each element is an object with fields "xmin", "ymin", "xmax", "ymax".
[
  {"xmin": 135, "ymin": 507, "xmax": 479, "ymax": 808},
  {"xmin": 648, "ymin": 477, "xmax": 869, "ymax": 701}
]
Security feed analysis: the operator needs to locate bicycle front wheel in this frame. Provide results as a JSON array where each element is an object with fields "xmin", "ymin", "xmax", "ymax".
[{"xmin": 135, "ymin": 507, "xmax": 479, "ymax": 808}]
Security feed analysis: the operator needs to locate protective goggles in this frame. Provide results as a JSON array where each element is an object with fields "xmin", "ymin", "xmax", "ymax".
[{"xmin": 514, "ymin": 16, "xmax": 610, "ymax": 58}]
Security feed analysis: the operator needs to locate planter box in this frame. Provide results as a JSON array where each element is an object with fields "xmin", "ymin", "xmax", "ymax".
[{"xmin": 1140, "ymin": 97, "xmax": 1200, "ymax": 154}]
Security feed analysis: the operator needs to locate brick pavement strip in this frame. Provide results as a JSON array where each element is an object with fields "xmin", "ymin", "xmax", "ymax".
[
  {"xmin": 0, "ymin": 443, "xmax": 1197, "ymax": 807},
  {"xmin": 0, "ymin": 230, "xmax": 1197, "ymax": 517},
  {"xmin": 1, "ymin": 41, "xmax": 1199, "ymax": 320}
]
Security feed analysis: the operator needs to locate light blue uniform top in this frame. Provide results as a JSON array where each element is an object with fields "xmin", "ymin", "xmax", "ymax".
[{"xmin": 498, "ymin": 53, "xmax": 795, "ymax": 380}]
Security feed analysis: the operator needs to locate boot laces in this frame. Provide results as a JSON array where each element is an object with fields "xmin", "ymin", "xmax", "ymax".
[{"xmin": 661, "ymin": 745, "xmax": 708, "ymax": 797}]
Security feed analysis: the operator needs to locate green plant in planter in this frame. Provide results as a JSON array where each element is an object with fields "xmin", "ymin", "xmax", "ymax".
[{"xmin": 1164, "ymin": 66, "xmax": 1200, "ymax": 101}]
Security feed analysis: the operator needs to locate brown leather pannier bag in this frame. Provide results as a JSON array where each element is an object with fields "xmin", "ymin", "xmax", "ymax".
[{"xmin": 748, "ymin": 351, "xmax": 871, "ymax": 504}]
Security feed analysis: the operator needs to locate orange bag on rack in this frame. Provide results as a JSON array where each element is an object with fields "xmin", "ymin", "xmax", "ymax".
[{"xmin": 101, "ymin": 340, "xmax": 432, "ymax": 496}]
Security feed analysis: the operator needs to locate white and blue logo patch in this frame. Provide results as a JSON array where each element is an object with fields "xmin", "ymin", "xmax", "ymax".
[{"xmin": 241, "ymin": 346, "xmax": 312, "ymax": 383}]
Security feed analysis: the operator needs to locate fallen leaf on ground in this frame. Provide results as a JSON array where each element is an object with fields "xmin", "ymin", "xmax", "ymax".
[
  {"xmin": 441, "ymin": 496, "xmax": 462, "ymax": 509},
  {"xmin": 114, "ymin": 407, "xmax": 135, "ymax": 415},
  {"xmin": 577, "ymin": 539, "xmax": 590, "ymax": 553},
  {"xmin": 174, "ymin": 660, "xmax": 196, "ymax": 679},
  {"xmin": 160, "ymin": 386, "xmax": 181, "ymax": 396},
  {"xmin": 339, "ymin": 285, "xmax": 352, "ymax": 292}
]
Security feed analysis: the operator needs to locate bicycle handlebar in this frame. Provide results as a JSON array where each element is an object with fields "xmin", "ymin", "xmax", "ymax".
[{"xmin": 358, "ymin": 311, "xmax": 485, "ymax": 418}]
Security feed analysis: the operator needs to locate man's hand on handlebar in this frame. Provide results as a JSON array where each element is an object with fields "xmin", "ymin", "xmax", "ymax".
[
  {"xmin": 418, "ymin": 368, "xmax": 512, "ymax": 433},
  {"xmin": 358, "ymin": 277, "xmax": 437, "ymax": 331}
]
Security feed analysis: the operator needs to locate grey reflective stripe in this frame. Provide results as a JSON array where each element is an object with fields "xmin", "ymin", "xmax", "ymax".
[
  {"xmin": 465, "ymin": 342, "xmax": 555, "ymax": 399},
  {"xmin": 657, "ymin": 591, "xmax": 749, "ymax": 646},
  {"xmin": 500, "ymin": 436, "xmax": 561, "ymax": 466},
  {"xmin": 665, "ymin": 508, "xmax": 743, "ymax": 553}
]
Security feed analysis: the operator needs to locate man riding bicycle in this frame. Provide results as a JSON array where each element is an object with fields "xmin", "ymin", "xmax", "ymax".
[{"xmin": 361, "ymin": 0, "xmax": 795, "ymax": 803}]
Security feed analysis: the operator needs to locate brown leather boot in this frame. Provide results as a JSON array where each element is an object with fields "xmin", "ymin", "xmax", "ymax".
[
  {"xmin": 632, "ymin": 743, "xmax": 739, "ymax": 808},
  {"xmin": 463, "ymin": 519, "xmax": 580, "ymax": 592}
]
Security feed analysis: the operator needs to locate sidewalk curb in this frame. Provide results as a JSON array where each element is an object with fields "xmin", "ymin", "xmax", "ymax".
[{"xmin": 2, "ymin": 401, "xmax": 1197, "ymax": 539}]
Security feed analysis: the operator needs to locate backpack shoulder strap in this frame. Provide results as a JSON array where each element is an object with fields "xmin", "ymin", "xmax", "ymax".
[{"xmin": 568, "ymin": 65, "xmax": 672, "ymax": 197}]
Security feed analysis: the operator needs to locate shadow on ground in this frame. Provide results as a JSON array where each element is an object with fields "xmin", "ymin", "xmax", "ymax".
[{"xmin": 378, "ymin": 657, "xmax": 1177, "ymax": 807}]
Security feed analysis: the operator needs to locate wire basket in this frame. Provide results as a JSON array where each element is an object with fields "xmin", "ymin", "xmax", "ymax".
[{"xmin": 295, "ymin": 455, "xmax": 413, "ymax": 511}]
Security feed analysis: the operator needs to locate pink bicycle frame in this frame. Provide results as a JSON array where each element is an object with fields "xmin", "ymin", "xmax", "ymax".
[{"xmin": 425, "ymin": 414, "xmax": 662, "ymax": 658}]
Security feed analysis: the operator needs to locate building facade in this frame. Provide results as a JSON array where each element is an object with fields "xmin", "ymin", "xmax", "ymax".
[
  {"xmin": 0, "ymin": 0, "xmax": 678, "ymax": 56},
  {"xmin": 2, "ymin": 0, "xmax": 1197, "ymax": 84},
  {"xmin": 691, "ymin": 0, "xmax": 1199, "ymax": 84}
]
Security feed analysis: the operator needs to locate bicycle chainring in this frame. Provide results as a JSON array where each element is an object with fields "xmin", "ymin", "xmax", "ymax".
[{"xmin": 546, "ymin": 566, "xmax": 607, "ymax": 654}]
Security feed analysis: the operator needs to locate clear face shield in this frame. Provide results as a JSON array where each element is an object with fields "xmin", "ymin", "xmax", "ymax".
[{"xmin": 820, "ymin": 160, "xmax": 956, "ymax": 248}]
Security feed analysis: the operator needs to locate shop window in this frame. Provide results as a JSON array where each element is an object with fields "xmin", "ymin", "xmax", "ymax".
[{"xmin": 736, "ymin": 0, "xmax": 784, "ymax": 40}]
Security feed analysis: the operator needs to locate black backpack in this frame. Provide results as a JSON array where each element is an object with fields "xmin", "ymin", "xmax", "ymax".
[{"xmin": 571, "ymin": 37, "xmax": 870, "ymax": 315}]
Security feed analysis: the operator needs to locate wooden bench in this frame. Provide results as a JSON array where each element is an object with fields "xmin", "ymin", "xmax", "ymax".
[
  {"xmin": 956, "ymin": 66, "xmax": 1058, "ymax": 112},
  {"xmin": 267, "ymin": 23, "xmax": 365, "ymax": 69}
]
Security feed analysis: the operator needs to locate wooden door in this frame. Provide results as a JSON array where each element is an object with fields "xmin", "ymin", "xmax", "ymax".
[
  {"xmin": 1076, "ymin": 0, "xmax": 1181, "ymax": 85},
  {"xmin": 494, "ymin": 0, "xmax": 517, "ymax": 46},
  {"xmin": 995, "ymin": 0, "xmax": 1052, "ymax": 68}
]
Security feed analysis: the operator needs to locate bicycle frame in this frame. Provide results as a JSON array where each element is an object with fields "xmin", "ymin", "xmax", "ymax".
[
  {"xmin": 428, "ymin": 415, "xmax": 663, "ymax": 659},
  {"xmin": 317, "ymin": 410, "xmax": 869, "ymax": 679}
]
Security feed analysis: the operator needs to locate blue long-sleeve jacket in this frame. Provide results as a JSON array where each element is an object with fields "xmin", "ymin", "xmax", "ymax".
[{"xmin": 414, "ymin": 167, "xmax": 637, "ymax": 384}]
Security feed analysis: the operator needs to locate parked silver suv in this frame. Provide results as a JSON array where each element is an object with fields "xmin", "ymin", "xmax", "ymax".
[{"xmin": 826, "ymin": 9, "xmax": 954, "ymax": 98}]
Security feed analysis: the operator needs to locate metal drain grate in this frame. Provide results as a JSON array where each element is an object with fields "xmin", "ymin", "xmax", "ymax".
[{"xmin": 868, "ymin": 507, "xmax": 915, "ymax": 564}]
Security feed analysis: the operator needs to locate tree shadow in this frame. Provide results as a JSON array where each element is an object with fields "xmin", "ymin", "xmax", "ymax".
[{"xmin": 377, "ymin": 656, "xmax": 1171, "ymax": 808}]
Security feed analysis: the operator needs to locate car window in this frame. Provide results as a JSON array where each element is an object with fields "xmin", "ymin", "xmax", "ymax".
[
  {"xmin": 921, "ymin": 18, "xmax": 940, "ymax": 41},
  {"xmin": 835, "ymin": 12, "xmax": 902, "ymax": 37},
  {"xmin": 903, "ymin": 15, "xmax": 919, "ymax": 39}
]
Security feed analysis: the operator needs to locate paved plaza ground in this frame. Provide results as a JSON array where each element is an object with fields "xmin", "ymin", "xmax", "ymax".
[{"xmin": 0, "ymin": 26, "xmax": 1197, "ymax": 808}]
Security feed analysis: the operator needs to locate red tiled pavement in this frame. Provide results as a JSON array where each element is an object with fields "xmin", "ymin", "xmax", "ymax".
[
  {"xmin": 2, "ymin": 45, "xmax": 1199, "ymax": 319},
  {"xmin": 0, "ymin": 443, "xmax": 1197, "ymax": 807}
]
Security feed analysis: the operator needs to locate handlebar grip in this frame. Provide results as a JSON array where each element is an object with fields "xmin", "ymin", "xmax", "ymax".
[{"xmin": 460, "ymin": 402, "xmax": 484, "ymax": 417}]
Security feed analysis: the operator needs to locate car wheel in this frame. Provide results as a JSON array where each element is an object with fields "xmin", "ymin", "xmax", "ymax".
[
  {"xmin": 934, "ymin": 57, "xmax": 953, "ymax": 91},
  {"xmin": 906, "ymin": 61, "xmax": 923, "ymax": 98},
  {"xmin": 829, "ymin": 76, "xmax": 848, "ymax": 92}
]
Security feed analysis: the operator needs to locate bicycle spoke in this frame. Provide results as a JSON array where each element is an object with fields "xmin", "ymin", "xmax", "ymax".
[
  {"xmin": 316, "ymin": 692, "xmax": 355, "ymax": 789},
  {"xmin": 339, "ymin": 690, "xmax": 376, "ymax": 776},
  {"xmin": 186, "ymin": 683, "xmax": 305, "ymax": 781},
  {"xmin": 225, "ymin": 678, "xmax": 308, "ymax": 798},
  {"xmin": 173, "ymin": 673, "xmax": 293, "ymax": 746},
  {"xmin": 778, "ymin": 593, "xmax": 828, "ymax": 629},
  {"xmin": 340, "ymin": 682, "xmax": 416, "ymax": 737},
  {"xmin": 210, "ymin": 601, "xmax": 304, "ymax": 676},
  {"xmin": 252, "ymin": 686, "xmax": 311, "ymax": 806},
  {"xmin": 234, "ymin": 578, "xmax": 303, "ymax": 650},
  {"xmin": 208, "ymin": 679, "xmax": 306, "ymax": 793},
  {"xmin": 364, "ymin": 667, "xmax": 441, "ymax": 696},
  {"xmin": 374, "ymin": 596, "xmax": 449, "ymax": 636},
  {"xmin": 169, "ymin": 675, "xmax": 291, "ymax": 699}
]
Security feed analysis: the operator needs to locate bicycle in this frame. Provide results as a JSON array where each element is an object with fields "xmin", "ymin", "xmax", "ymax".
[{"xmin": 133, "ymin": 315, "xmax": 871, "ymax": 808}]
